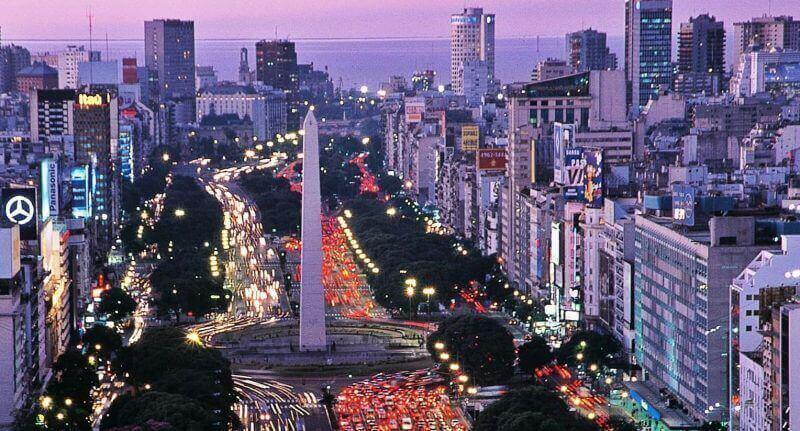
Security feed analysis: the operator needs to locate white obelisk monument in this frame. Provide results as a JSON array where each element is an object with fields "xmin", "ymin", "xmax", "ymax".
[{"xmin": 299, "ymin": 110, "xmax": 327, "ymax": 351}]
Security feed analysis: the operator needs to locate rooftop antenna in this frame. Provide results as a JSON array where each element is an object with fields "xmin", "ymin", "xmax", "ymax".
[{"xmin": 87, "ymin": 5, "xmax": 94, "ymax": 88}]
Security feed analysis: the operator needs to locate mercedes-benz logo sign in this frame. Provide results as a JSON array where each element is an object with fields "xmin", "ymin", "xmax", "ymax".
[{"xmin": 5, "ymin": 195, "xmax": 35, "ymax": 225}]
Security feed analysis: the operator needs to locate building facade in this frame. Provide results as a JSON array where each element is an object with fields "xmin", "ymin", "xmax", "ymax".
[
  {"xmin": 450, "ymin": 7, "xmax": 495, "ymax": 95},
  {"xmin": 625, "ymin": 0, "xmax": 673, "ymax": 111}
]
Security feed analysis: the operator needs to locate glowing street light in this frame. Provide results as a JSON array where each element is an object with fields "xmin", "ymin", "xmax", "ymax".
[
  {"xmin": 174, "ymin": 209, "xmax": 186, "ymax": 217},
  {"xmin": 434, "ymin": 342, "xmax": 445, "ymax": 350},
  {"xmin": 186, "ymin": 331, "xmax": 202, "ymax": 345}
]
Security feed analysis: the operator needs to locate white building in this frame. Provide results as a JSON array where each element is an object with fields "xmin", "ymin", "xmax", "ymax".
[
  {"xmin": 196, "ymin": 84, "xmax": 287, "ymax": 141},
  {"xmin": 731, "ymin": 235, "xmax": 800, "ymax": 431},
  {"xmin": 731, "ymin": 50, "xmax": 800, "ymax": 97},
  {"xmin": 450, "ymin": 7, "xmax": 494, "ymax": 94},
  {"xmin": 57, "ymin": 46, "xmax": 98, "ymax": 89}
]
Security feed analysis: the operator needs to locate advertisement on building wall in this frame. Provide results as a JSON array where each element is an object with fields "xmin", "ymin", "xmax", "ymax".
[
  {"xmin": 672, "ymin": 183, "xmax": 696, "ymax": 227},
  {"xmin": 563, "ymin": 148, "xmax": 585, "ymax": 201},
  {"xmin": 40, "ymin": 158, "xmax": 60, "ymax": 220},
  {"xmin": 583, "ymin": 149, "xmax": 603, "ymax": 207},
  {"xmin": 404, "ymin": 97, "xmax": 425, "ymax": 123},
  {"xmin": 2, "ymin": 187, "xmax": 39, "ymax": 240},
  {"xmin": 461, "ymin": 124, "xmax": 479, "ymax": 151},
  {"xmin": 476, "ymin": 148, "xmax": 507, "ymax": 171},
  {"xmin": 71, "ymin": 165, "xmax": 92, "ymax": 218}
]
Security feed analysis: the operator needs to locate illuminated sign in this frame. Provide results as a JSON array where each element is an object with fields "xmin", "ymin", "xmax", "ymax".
[
  {"xmin": 78, "ymin": 93, "xmax": 103, "ymax": 106},
  {"xmin": 461, "ymin": 125, "xmax": 479, "ymax": 151},
  {"xmin": 476, "ymin": 148, "xmax": 507, "ymax": 171},
  {"xmin": 405, "ymin": 98, "xmax": 425, "ymax": 123},
  {"xmin": 1, "ymin": 187, "xmax": 38, "ymax": 240},
  {"xmin": 71, "ymin": 165, "xmax": 92, "ymax": 218},
  {"xmin": 118, "ymin": 125, "xmax": 135, "ymax": 183},
  {"xmin": 40, "ymin": 158, "xmax": 59, "ymax": 220}
]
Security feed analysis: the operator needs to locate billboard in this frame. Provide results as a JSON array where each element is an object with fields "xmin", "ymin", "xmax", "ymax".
[
  {"xmin": 553, "ymin": 123, "xmax": 576, "ymax": 185},
  {"xmin": 71, "ymin": 165, "xmax": 92, "ymax": 218},
  {"xmin": 2, "ymin": 187, "xmax": 38, "ymax": 240},
  {"xmin": 119, "ymin": 125, "xmax": 135, "ymax": 183},
  {"xmin": 672, "ymin": 183, "xmax": 696, "ymax": 226},
  {"xmin": 563, "ymin": 148, "xmax": 585, "ymax": 201},
  {"xmin": 40, "ymin": 158, "xmax": 59, "ymax": 220},
  {"xmin": 476, "ymin": 148, "xmax": 507, "ymax": 171},
  {"xmin": 461, "ymin": 125, "xmax": 479, "ymax": 151},
  {"xmin": 582, "ymin": 149, "xmax": 603, "ymax": 207},
  {"xmin": 404, "ymin": 97, "xmax": 425, "ymax": 123}
]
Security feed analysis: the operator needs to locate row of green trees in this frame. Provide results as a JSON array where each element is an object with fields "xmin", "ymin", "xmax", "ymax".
[
  {"xmin": 149, "ymin": 176, "xmax": 229, "ymax": 321},
  {"xmin": 16, "ymin": 326, "xmax": 124, "ymax": 430},
  {"xmin": 344, "ymin": 197, "xmax": 508, "ymax": 313},
  {"xmin": 426, "ymin": 316, "xmax": 634, "ymax": 431},
  {"xmin": 101, "ymin": 327, "xmax": 237, "ymax": 430}
]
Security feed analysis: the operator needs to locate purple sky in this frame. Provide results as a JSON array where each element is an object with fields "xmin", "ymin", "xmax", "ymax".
[{"xmin": 1, "ymin": 0, "xmax": 796, "ymax": 40}]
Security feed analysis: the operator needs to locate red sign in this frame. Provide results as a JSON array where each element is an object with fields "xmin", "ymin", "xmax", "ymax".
[{"xmin": 476, "ymin": 148, "xmax": 507, "ymax": 171}]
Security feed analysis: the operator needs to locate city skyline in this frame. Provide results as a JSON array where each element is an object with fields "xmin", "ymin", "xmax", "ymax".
[{"xmin": 0, "ymin": 0, "xmax": 794, "ymax": 41}]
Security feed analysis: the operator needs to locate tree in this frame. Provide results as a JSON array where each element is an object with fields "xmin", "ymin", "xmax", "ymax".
[
  {"xmin": 607, "ymin": 416, "xmax": 638, "ymax": 431},
  {"xmin": 97, "ymin": 287, "xmax": 137, "ymax": 321},
  {"xmin": 557, "ymin": 330, "xmax": 621, "ymax": 368},
  {"xmin": 427, "ymin": 314, "xmax": 515, "ymax": 385},
  {"xmin": 101, "ymin": 392, "xmax": 216, "ymax": 431},
  {"xmin": 518, "ymin": 336, "xmax": 554, "ymax": 373},
  {"xmin": 377, "ymin": 175, "xmax": 403, "ymax": 196},
  {"xmin": 150, "ymin": 252, "xmax": 228, "ymax": 321},
  {"xmin": 111, "ymin": 328, "xmax": 236, "ymax": 428},
  {"xmin": 473, "ymin": 386, "xmax": 598, "ymax": 431},
  {"xmin": 82, "ymin": 325, "xmax": 123, "ymax": 360}
]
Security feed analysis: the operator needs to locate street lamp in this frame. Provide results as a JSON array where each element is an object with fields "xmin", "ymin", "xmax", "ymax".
[
  {"xmin": 174, "ymin": 209, "xmax": 186, "ymax": 217},
  {"xmin": 405, "ymin": 285, "xmax": 415, "ymax": 319},
  {"xmin": 422, "ymin": 286, "xmax": 435, "ymax": 316}
]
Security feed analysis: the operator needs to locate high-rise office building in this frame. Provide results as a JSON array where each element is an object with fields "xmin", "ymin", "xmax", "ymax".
[
  {"xmin": 450, "ymin": 7, "xmax": 495, "ymax": 95},
  {"xmin": 625, "ymin": 0, "xmax": 673, "ymax": 111},
  {"xmin": 73, "ymin": 89, "xmax": 119, "ymax": 249},
  {"xmin": 674, "ymin": 14, "xmax": 725, "ymax": 95},
  {"xmin": 566, "ymin": 29, "xmax": 617, "ymax": 72},
  {"xmin": 144, "ymin": 19, "xmax": 196, "ymax": 116},
  {"xmin": 634, "ymin": 215, "xmax": 768, "ymax": 422},
  {"xmin": 255, "ymin": 40, "xmax": 299, "ymax": 129},
  {"xmin": 733, "ymin": 16, "xmax": 800, "ymax": 71}
]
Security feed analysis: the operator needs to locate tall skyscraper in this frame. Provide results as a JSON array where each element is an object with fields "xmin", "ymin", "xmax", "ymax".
[
  {"xmin": 674, "ymin": 14, "xmax": 726, "ymax": 95},
  {"xmin": 450, "ymin": 7, "xmax": 495, "ymax": 94},
  {"xmin": 566, "ymin": 28, "xmax": 617, "ymax": 73},
  {"xmin": 625, "ymin": 0, "xmax": 673, "ymax": 111},
  {"xmin": 144, "ymin": 19, "xmax": 196, "ymax": 116},
  {"xmin": 74, "ymin": 89, "xmax": 119, "ymax": 249},
  {"xmin": 255, "ymin": 40, "xmax": 299, "ymax": 129},
  {"xmin": 733, "ymin": 16, "xmax": 800, "ymax": 71}
]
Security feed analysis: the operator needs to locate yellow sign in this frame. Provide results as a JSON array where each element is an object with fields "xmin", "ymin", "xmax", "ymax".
[
  {"xmin": 78, "ymin": 93, "xmax": 103, "ymax": 106},
  {"xmin": 461, "ymin": 125, "xmax": 479, "ymax": 151}
]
